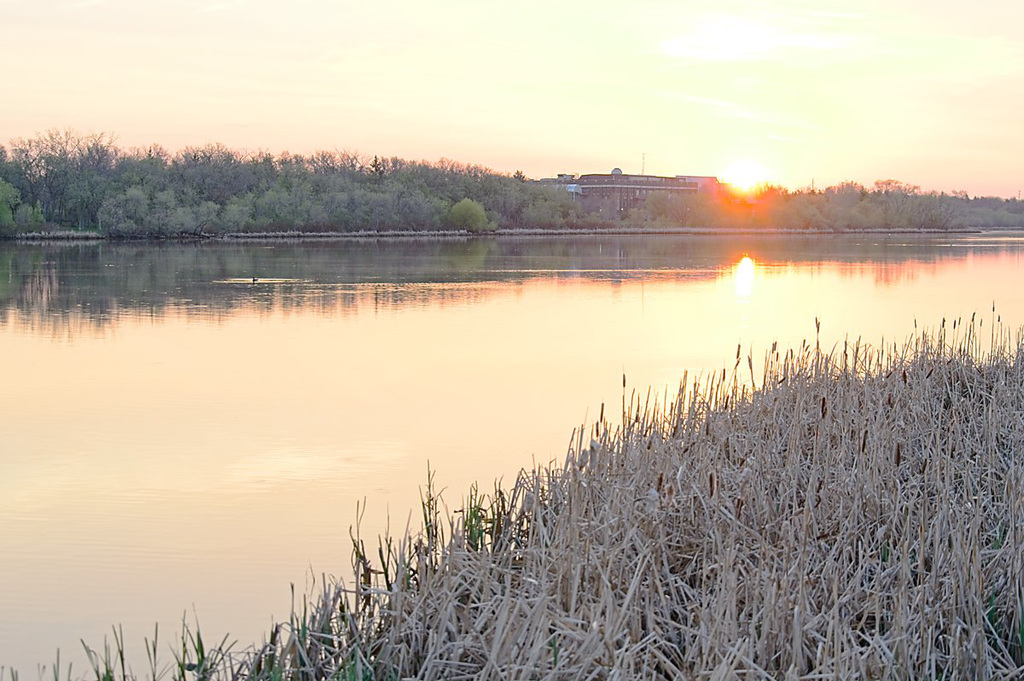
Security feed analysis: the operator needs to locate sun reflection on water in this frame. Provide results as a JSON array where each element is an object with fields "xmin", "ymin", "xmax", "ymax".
[{"xmin": 734, "ymin": 255, "xmax": 755, "ymax": 300}]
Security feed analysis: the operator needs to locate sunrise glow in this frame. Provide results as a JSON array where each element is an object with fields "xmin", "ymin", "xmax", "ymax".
[
  {"xmin": 721, "ymin": 160, "xmax": 769, "ymax": 193},
  {"xmin": 1, "ymin": 2, "xmax": 1022, "ymax": 195}
]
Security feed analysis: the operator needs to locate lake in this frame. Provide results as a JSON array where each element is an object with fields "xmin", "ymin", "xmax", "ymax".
[{"xmin": 2, "ymin": 233, "xmax": 1024, "ymax": 675}]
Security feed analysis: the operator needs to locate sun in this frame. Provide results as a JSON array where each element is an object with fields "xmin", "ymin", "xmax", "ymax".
[{"xmin": 721, "ymin": 160, "xmax": 769, "ymax": 193}]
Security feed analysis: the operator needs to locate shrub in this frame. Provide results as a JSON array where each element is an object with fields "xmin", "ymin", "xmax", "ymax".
[{"xmin": 447, "ymin": 198, "xmax": 494, "ymax": 232}]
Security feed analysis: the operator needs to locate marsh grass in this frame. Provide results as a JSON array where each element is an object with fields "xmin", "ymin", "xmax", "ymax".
[{"xmin": 17, "ymin": 318, "xmax": 1024, "ymax": 679}]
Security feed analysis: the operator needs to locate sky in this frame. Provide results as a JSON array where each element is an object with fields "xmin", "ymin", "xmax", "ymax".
[{"xmin": 3, "ymin": 0, "xmax": 1023, "ymax": 197}]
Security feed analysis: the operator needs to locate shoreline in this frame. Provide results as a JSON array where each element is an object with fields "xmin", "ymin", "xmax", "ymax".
[
  {"xmin": 56, "ymin": 323, "xmax": 1024, "ymax": 679},
  {"xmin": 7, "ymin": 225, "xmax": 997, "ymax": 244}
]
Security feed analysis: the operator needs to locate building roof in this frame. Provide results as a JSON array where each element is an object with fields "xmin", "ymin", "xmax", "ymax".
[{"xmin": 575, "ymin": 173, "xmax": 704, "ymax": 189}]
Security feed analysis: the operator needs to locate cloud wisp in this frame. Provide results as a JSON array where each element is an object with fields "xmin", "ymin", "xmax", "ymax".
[
  {"xmin": 661, "ymin": 91, "xmax": 818, "ymax": 131},
  {"xmin": 661, "ymin": 13, "xmax": 854, "ymax": 64}
]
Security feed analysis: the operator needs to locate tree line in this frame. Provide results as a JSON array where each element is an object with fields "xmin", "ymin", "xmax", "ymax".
[
  {"xmin": 1, "ymin": 129, "xmax": 1021, "ymax": 237},
  {"xmin": 641, "ymin": 180, "xmax": 1024, "ymax": 231},
  {"xmin": 0, "ymin": 130, "xmax": 574, "ymax": 237}
]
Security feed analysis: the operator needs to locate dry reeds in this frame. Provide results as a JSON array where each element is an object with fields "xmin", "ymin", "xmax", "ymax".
[{"xmin": 73, "ymin": 320, "xmax": 1024, "ymax": 680}]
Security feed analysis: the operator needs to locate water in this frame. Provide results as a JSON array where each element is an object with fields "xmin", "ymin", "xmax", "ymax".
[{"xmin": 2, "ymin": 233, "xmax": 1023, "ymax": 674}]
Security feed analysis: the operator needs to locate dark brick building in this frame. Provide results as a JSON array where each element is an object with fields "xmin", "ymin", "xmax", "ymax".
[{"xmin": 540, "ymin": 168, "xmax": 719, "ymax": 214}]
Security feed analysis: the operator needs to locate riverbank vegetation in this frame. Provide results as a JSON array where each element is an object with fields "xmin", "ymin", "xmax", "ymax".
[
  {"xmin": 23, "ymin": 321, "xmax": 1024, "ymax": 679},
  {"xmin": 1, "ymin": 129, "xmax": 1022, "ymax": 238}
]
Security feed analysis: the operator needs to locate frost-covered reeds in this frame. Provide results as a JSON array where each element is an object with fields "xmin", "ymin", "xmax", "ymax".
[{"xmin": 46, "ymin": 320, "xmax": 1024, "ymax": 679}]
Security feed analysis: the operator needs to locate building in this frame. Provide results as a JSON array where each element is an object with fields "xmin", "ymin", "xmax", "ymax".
[{"xmin": 539, "ymin": 168, "xmax": 720, "ymax": 214}]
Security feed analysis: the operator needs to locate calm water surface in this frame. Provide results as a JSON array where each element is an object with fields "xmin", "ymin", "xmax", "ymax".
[{"xmin": 2, "ymin": 233, "xmax": 1024, "ymax": 673}]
